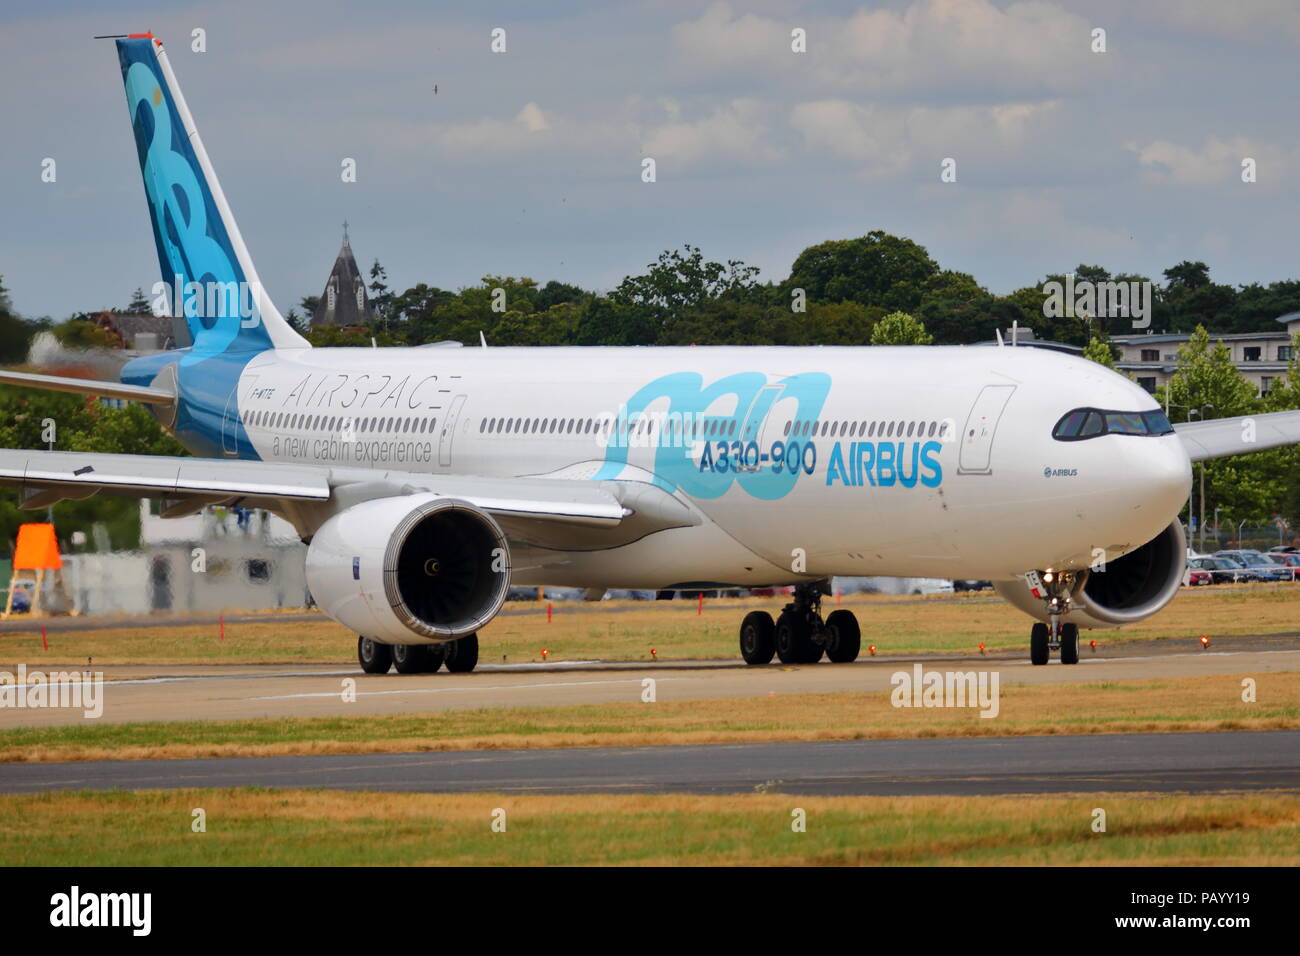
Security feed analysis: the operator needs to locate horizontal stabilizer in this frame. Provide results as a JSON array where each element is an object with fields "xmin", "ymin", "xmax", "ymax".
[{"xmin": 0, "ymin": 369, "xmax": 176, "ymax": 405}]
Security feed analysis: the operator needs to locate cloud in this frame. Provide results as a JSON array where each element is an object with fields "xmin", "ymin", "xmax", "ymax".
[
  {"xmin": 1137, "ymin": 0, "xmax": 1300, "ymax": 45},
  {"xmin": 790, "ymin": 98, "xmax": 1061, "ymax": 178},
  {"xmin": 1130, "ymin": 136, "xmax": 1291, "ymax": 187},
  {"xmin": 642, "ymin": 98, "xmax": 783, "ymax": 168},
  {"xmin": 673, "ymin": 0, "xmax": 1095, "ymax": 98}
]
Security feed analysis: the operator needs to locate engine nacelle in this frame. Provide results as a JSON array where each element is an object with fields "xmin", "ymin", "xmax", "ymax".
[
  {"xmin": 994, "ymin": 520, "xmax": 1187, "ymax": 629},
  {"xmin": 306, "ymin": 493, "xmax": 510, "ymax": 645}
]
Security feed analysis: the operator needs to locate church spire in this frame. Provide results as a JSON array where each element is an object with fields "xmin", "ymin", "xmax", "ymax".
[{"xmin": 311, "ymin": 223, "xmax": 373, "ymax": 328}]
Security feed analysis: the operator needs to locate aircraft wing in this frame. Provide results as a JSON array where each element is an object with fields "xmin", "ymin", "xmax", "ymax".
[
  {"xmin": 1174, "ymin": 409, "xmax": 1300, "ymax": 462},
  {"xmin": 0, "ymin": 448, "xmax": 696, "ymax": 546}
]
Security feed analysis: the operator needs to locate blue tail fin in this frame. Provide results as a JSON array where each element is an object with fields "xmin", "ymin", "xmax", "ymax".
[{"xmin": 116, "ymin": 34, "xmax": 308, "ymax": 354}]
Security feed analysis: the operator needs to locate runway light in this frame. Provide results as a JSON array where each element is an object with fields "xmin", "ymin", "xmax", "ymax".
[
  {"xmin": 650, "ymin": 648, "xmax": 657, "ymax": 660},
  {"xmin": 868, "ymin": 644, "xmax": 877, "ymax": 656},
  {"xmin": 1089, "ymin": 640, "xmax": 1097, "ymax": 653},
  {"xmin": 541, "ymin": 648, "xmax": 549, "ymax": 661},
  {"xmin": 546, "ymin": 602, "xmax": 553, "ymax": 623},
  {"xmin": 697, "ymin": 592, "xmax": 704, "ymax": 616},
  {"xmin": 1200, "ymin": 635, "xmax": 1211, "ymax": 649},
  {"xmin": 978, "ymin": 642, "xmax": 986, "ymax": 655}
]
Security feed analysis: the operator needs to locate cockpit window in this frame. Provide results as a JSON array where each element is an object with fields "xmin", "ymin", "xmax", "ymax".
[{"xmin": 1052, "ymin": 407, "xmax": 1175, "ymax": 441}]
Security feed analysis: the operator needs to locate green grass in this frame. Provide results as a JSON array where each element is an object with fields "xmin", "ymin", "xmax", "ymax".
[{"xmin": 1, "ymin": 789, "xmax": 1296, "ymax": 865}]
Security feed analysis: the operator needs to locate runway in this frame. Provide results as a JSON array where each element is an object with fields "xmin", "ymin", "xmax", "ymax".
[
  {"xmin": 1, "ymin": 730, "xmax": 1296, "ymax": 796},
  {"xmin": 1, "ymin": 641, "xmax": 1297, "ymax": 728}
]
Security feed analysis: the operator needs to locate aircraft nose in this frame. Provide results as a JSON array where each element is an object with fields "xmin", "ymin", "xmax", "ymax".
[{"xmin": 1132, "ymin": 436, "xmax": 1193, "ymax": 518}]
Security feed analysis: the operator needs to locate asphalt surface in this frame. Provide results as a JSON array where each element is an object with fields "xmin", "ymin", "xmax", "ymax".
[
  {"xmin": 2, "ymin": 731, "xmax": 1296, "ymax": 796},
  {"xmin": 0, "ymin": 642, "xmax": 1295, "ymax": 727}
]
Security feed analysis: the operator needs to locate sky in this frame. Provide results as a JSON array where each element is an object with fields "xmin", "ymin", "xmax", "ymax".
[{"xmin": 3, "ymin": 0, "xmax": 1300, "ymax": 321}]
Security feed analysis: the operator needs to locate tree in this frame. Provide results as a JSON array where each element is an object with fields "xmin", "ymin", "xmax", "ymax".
[
  {"xmin": 612, "ymin": 245, "xmax": 760, "ymax": 322},
  {"xmin": 1159, "ymin": 325, "xmax": 1277, "ymax": 523},
  {"xmin": 573, "ymin": 297, "xmax": 657, "ymax": 346},
  {"xmin": 1163, "ymin": 260, "xmax": 1211, "ymax": 291},
  {"xmin": 0, "ymin": 386, "xmax": 187, "ymax": 550},
  {"xmin": 870, "ymin": 311, "xmax": 932, "ymax": 345},
  {"xmin": 785, "ymin": 231, "xmax": 939, "ymax": 311},
  {"xmin": 125, "ymin": 287, "xmax": 151, "ymax": 313},
  {"xmin": 0, "ymin": 275, "xmax": 35, "ymax": 365},
  {"xmin": 368, "ymin": 259, "xmax": 394, "ymax": 330},
  {"xmin": 1082, "ymin": 332, "xmax": 1118, "ymax": 369}
]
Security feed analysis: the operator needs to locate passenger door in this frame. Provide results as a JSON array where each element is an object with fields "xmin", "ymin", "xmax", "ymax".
[{"xmin": 958, "ymin": 384, "xmax": 1015, "ymax": 475}]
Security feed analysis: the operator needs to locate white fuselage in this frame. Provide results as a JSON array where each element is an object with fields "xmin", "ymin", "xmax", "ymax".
[{"xmin": 219, "ymin": 345, "xmax": 1192, "ymax": 589}]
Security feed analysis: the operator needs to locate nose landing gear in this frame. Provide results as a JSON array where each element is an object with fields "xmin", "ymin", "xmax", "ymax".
[{"xmin": 1027, "ymin": 570, "xmax": 1082, "ymax": 665}]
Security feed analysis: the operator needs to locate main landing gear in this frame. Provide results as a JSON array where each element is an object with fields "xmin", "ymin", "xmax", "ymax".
[
  {"xmin": 358, "ymin": 634, "xmax": 479, "ymax": 675},
  {"xmin": 1028, "ymin": 570, "xmax": 1080, "ymax": 666},
  {"xmin": 739, "ymin": 581, "xmax": 861, "ymax": 665}
]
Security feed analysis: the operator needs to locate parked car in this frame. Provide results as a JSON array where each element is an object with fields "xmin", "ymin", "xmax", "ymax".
[
  {"xmin": 4, "ymin": 579, "xmax": 34, "ymax": 613},
  {"xmin": 1214, "ymin": 550, "xmax": 1291, "ymax": 582},
  {"xmin": 1259, "ymin": 553, "xmax": 1300, "ymax": 580},
  {"xmin": 1189, "ymin": 556, "xmax": 1260, "ymax": 584},
  {"xmin": 953, "ymin": 579, "xmax": 993, "ymax": 592},
  {"xmin": 1185, "ymin": 566, "xmax": 1213, "ymax": 586},
  {"xmin": 1270, "ymin": 552, "xmax": 1300, "ymax": 571}
]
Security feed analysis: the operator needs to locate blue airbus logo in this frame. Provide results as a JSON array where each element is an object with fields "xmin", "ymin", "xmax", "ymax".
[{"xmin": 826, "ymin": 441, "xmax": 942, "ymax": 488}]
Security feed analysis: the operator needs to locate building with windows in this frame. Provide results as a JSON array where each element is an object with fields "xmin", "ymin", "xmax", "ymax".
[
  {"xmin": 1111, "ymin": 311, "xmax": 1300, "ymax": 397},
  {"xmin": 311, "ymin": 223, "xmax": 374, "ymax": 328}
]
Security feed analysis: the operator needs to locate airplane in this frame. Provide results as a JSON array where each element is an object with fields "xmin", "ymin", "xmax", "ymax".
[{"xmin": 2, "ymin": 32, "xmax": 1298, "ymax": 675}]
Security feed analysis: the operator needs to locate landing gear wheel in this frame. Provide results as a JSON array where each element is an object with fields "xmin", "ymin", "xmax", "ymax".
[
  {"xmin": 739, "ymin": 611, "xmax": 776, "ymax": 665},
  {"xmin": 1059, "ymin": 622, "xmax": 1079, "ymax": 665},
  {"xmin": 776, "ymin": 610, "xmax": 821, "ymax": 664},
  {"xmin": 424, "ymin": 643, "xmax": 447, "ymax": 673},
  {"xmin": 444, "ymin": 633, "xmax": 479, "ymax": 673},
  {"xmin": 824, "ymin": 609, "xmax": 861, "ymax": 663},
  {"xmin": 358, "ymin": 636, "xmax": 393, "ymax": 675},
  {"xmin": 393, "ymin": 644, "xmax": 432, "ymax": 674},
  {"xmin": 1030, "ymin": 622, "xmax": 1049, "ymax": 666}
]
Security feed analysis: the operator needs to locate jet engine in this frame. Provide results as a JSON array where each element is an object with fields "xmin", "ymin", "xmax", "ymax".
[
  {"xmin": 994, "ymin": 519, "xmax": 1187, "ymax": 628},
  {"xmin": 305, "ymin": 493, "xmax": 510, "ymax": 645}
]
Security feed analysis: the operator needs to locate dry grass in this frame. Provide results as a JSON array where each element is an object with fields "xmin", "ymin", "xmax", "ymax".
[
  {"xmin": 5, "ymin": 584, "xmax": 1300, "ymax": 667},
  {"xmin": 1, "ymin": 788, "xmax": 1296, "ymax": 865},
  {"xmin": 3, "ymin": 670, "xmax": 1295, "ymax": 763}
]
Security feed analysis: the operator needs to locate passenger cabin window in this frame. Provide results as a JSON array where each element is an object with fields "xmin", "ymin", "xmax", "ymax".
[{"xmin": 1051, "ymin": 407, "xmax": 1174, "ymax": 441}]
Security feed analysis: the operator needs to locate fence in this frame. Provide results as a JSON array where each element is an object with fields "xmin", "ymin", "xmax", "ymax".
[{"xmin": 1184, "ymin": 521, "xmax": 1297, "ymax": 554}]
